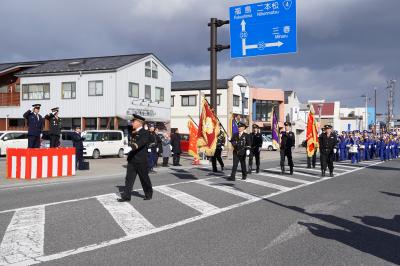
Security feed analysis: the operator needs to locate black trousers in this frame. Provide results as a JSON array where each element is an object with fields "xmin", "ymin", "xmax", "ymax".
[
  {"xmin": 211, "ymin": 148, "xmax": 224, "ymax": 171},
  {"xmin": 173, "ymin": 153, "xmax": 181, "ymax": 166},
  {"xmin": 123, "ymin": 162, "xmax": 153, "ymax": 200},
  {"xmin": 307, "ymin": 151, "xmax": 317, "ymax": 168},
  {"xmin": 230, "ymin": 152, "xmax": 247, "ymax": 179},
  {"xmin": 320, "ymin": 151, "xmax": 334, "ymax": 173},
  {"xmin": 162, "ymin": 157, "xmax": 169, "ymax": 166},
  {"xmin": 28, "ymin": 136, "xmax": 40, "ymax": 148},
  {"xmin": 50, "ymin": 135, "xmax": 60, "ymax": 148},
  {"xmin": 248, "ymin": 147, "xmax": 260, "ymax": 170},
  {"xmin": 76, "ymin": 149, "xmax": 84, "ymax": 168},
  {"xmin": 280, "ymin": 149, "xmax": 294, "ymax": 169}
]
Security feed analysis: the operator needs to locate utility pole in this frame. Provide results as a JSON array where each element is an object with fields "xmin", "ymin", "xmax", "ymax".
[
  {"xmin": 387, "ymin": 80, "xmax": 396, "ymax": 130},
  {"xmin": 208, "ymin": 18, "xmax": 230, "ymax": 113},
  {"xmin": 361, "ymin": 95, "xmax": 368, "ymax": 130},
  {"xmin": 374, "ymin": 87, "xmax": 377, "ymax": 133}
]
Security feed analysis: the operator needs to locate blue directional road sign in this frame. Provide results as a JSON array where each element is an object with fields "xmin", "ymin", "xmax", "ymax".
[{"xmin": 229, "ymin": 0, "xmax": 297, "ymax": 59}]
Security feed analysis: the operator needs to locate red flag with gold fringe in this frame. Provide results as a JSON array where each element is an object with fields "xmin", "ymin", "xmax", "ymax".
[
  {"xmin": 187, "ymin": 119, "xmax": 199, "ymax": 160},
  {"xmin": 306, "ymin": 105, "xmax": 319, "ymax": 157},
  {"xmin": 197, "ymin": 98, "xmax": 220, "ymax": 156}
]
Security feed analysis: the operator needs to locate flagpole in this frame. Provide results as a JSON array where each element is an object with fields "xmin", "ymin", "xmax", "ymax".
[
  {"xmin": 188, "ymin": 115, "xmax": 199, "ymax": 128},
  {"xmin": 203, "ymin": 97, "xmax": 229, "ymax": 137}
]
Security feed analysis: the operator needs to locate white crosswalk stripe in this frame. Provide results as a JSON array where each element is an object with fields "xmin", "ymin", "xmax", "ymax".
[
  {"xmin": 242, "ymin": 178, "xmax": 291, "ymax": 191},
  {"xmin": 255, "ymin": 172, "xmax": 311, "ymax": 184},
  {"xmin": 0, "ymin": 206, "xmax": 45, "ymax": 265},
  {"xmin": 154, "ymin": 186, "xmax": 219, "ymax": 214},
  {"xmin": 197, "ymin": 179, "xmax": 259, "ymax": 200},
  {"xmin": 96, "ymin": 194, "xmax": 155, "ymax": 236},
  {"xmin": 265, "ymin": 168, "xmax": 319, "ymax": 178}
]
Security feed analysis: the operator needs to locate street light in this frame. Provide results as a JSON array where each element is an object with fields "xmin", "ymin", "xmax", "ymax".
[{"xmin": 238, "ymin": 82, "xmax": 248, "ymax": 123}]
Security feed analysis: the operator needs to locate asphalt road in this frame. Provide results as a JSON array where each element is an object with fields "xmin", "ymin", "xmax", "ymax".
[{"xmin": 0, "ymin": 157, "xmax": 399, "ymax": 265}]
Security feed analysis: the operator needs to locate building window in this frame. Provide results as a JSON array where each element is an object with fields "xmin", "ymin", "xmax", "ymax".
[
  {"xmin": 145, "ymin": 85, "xmax": 151, "ymax": 100},
  {"xmin": 244, "ymin": 97, "xmax": 249, "ymax": 109},
  {"xmin": 22, "ymin": 83, "xmax": 50, "ymax": 100},
  {"xmin": 85, "ymin": 118, "xmax": 97, "ymax": 130},
  {"xmin": 181, "ymin": 95, "xmax": 197, "ymax": 106},
  {"xmin": 62, "ymin": 82, "xmax": 76, "ymax": 99},
  {"xmin": 205, "ymin": 94, "xmax": 221, "ymax": 106},
  {"xmin": 128, "ymin": 82, "xmax": 139, "ymax": 98},
  {"xmin": 145, "ymin": 60, "xmax": 158, "ymax": 79},
  {"xmin": 155, "ymin": 87, "xmax": 164, "ymax": 102},
  {"xmin": 233, "ymin": 95, "xmax": 240, "ymax": 107},
  {"xmin": 255, "ymin": 100, "xmax": 279, "ymax": 122},
  {"xmin": 88, "ymin": 81, "xmax": 103, "ymax": 96},
  {"xmin": 171, "ymin": 96, "xmax": 174, "ymax": 107}
]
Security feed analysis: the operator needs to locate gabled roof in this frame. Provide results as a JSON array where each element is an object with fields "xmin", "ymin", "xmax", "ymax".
[
  {"xmin": 0, "ymin": 53, "xmax": 172, "ymax": 77},
  {"xmin": 284, "ymin": 90, "xmax": 293, "ymax": 104},
  {"xmin": 172, "ymin": 79, "xmax": 230, "ymax": 91},
  {"xmin": 16, "ymin": 53, "xmax": 152, "ymax": 76},
  {"xmin": 312, "ymin": 102, "xmax": 335, "ymax": 116}
]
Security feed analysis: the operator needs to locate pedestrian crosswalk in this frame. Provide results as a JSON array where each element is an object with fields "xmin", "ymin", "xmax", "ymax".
[{"xmin": 0, "ymin": 159, "xmax": 384, "ymax": 265}]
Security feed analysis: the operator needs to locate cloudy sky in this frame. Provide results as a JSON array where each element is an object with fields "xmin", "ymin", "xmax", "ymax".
[{"xmin": 0, "ymin": 0, "xmax": 399, "ymax": 114}]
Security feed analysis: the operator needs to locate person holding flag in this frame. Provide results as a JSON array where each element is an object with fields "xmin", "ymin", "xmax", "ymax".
[
  {"xmin": 271, "ymin": 106, "xmax": 280, "ymax": 150},
  {"xmin": 280, "ymin": 122, "xmax": 295, "ymax": 175},
  {"xmin": 211, "ymin": 128, "xmax": 226, "ymax": 172},
  {"xmin": 197, "ymin": 98, "xmax": 221, "ymax": 157}
]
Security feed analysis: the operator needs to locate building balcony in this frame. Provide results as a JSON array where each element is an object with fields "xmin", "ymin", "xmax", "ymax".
[{"xmin": 0, "ymin": 92, "xmax": 20, "ymax": 106}]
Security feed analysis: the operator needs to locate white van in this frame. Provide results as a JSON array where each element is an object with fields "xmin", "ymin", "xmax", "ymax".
[
  {"xmin": 0, "ymin": 131, "xmax": 28, "ymax": 155},
  {"xmin": 82, "ymin": 130, "xmax": 131, "ymax": 159}
]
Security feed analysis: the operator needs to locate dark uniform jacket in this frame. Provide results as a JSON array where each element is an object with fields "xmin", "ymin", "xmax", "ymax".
[
  {"xmin": 156, "ymin": 134, "xmax": 163, "ymax": 154},
  {"xmin": 23, "ymin": 110, "xmax": 44, "ymax": 137},
  {"xmin": 148, "ymin": 132, "xmax": 157, "ymax": 152},
  {"xmin": 71, "ymin": 132, "xmax": 84, "ymax": 150},
  {"xmin": 231, "ymin": 132, "xmax": 250, "ymax": 156},
  {"xmin": 280, "ymin": 131, "xmax": 295, "ymax": 151},
  {"xmin": 45, "ymin": 113, "xmax": 62, "ymax": 136},
  {"xmin": 170, "ymin": 133, "xmax": 182, "ymax": 154},
  {"xmin": 319, "ymin": 133, "xmax": 338, "ymax": 154},
  {"xmin": 250, "ymin": 132, "xmax": 263, "ymax": 149},
  {"xmin": 127, "ymin": 128, "xmax": 151, "ymax": 163},
  {"xmin": 216, "ymin": 132, "xmax": 226, "ymax": 150}
]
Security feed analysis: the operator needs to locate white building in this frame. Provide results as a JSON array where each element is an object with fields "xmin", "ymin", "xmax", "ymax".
[
  {"xmin": 170, "ymin": 75, "xmax": 250, "ymax": 134},
  {"xmin": 339, "ymin": 107, "xmax": 367, "ymax": 132},
  {"xmin": 284, "ymin": 91, "xmax": 307, "ymax": 146},
  {"xmin": 0, "ymin": 53, "xmax": 172, "ymax": 131}
]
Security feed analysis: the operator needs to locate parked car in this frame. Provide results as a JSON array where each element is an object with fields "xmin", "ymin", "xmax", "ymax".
[
  {"xmin": 82, "ymin": 130, "xmax": 130, "ymax": 159},
  {"xmin": 179, "ymin": 133, "xmax": 190, "ymax": 153},
  {"xmin": 0, "ymin": 131, "xmax": 28, "ymax": 155},
  {"xmin": 40, "ymin": 130, "xmax": 74, "ymax": 148},
  {"xmin": 261, "ymin": 135, "xmax": 276, "ymax": 151}
]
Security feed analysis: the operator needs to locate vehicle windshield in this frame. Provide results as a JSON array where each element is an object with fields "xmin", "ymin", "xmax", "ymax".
[
  {"xmin": 263, "ymin": 135, "xmax": 272, "ymax": 142},
  {"xmin": 84, "ymin": 132, "xmax": 103, "ymax": 142}
]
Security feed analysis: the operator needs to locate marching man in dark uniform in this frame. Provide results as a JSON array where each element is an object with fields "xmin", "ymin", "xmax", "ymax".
[
  {"xmin": 248, "ymin": 124, "xmax": 263, "ymax": 173},
  {"xmin": 23, "ymin": 104, "xmax": 44, "ymax": 148},
  {"xmin": 228, "ymin": 122, "xmax": 251, "ymax": 181},
  {"xmin": 71, "ymin": 126, "xmax": 85, "ymax": 169},
  {"xmin": 319, "ymin": 125, "xmax": 338, "ymax": 177},
  {"xmin": 211, "ymin": 129, "xmax": 226, "ymax": 172},
  {"xmin": 45, "ymin": 107, "xmax": 62, "ymax": 148},
  {"xmin": 118, "ymin": 114, "xmax": 153, "ymax": 202},
  {"xmin": 280, "ymin": 122, "xmax": 295, "ymax": 175}
]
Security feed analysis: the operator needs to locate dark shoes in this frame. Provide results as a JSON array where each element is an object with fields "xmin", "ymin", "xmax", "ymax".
[
  {"xmin": 117, "ymin": 197, "xmax": 131, "ymax": 202},
  {"xmin": 241, "ymin": 176, "xmax": 247, "ymax": 180},
  {"xmin": 329, "ymin": 172, "xmax": 334, "ymax": 177},
  {"xmin": 256, "ymin": 168, "xmax": 260, "ymax": 173},
  {"xmin": 227, "ymin": 176, "xmax": 235, "ymax": 181},
  {"xmin": 321, "ymin": 170, "xmax": 326, "ymax": 177}
]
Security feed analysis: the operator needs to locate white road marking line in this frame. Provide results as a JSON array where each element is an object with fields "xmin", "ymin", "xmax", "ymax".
[
  {"xmin": 256, "ymin": 172, "xmax": 310, "ymax": 184},
  {"xmin": 0, "ymin": 206, "xmax": 45, "ymax": 265},
  {"xmin": 242, "ymin": 179, "xmax": 291, "ymax": 191},
  {"xmin": 0, "ymin": 176, "xmax": 216, "ymax": 215},
  {"xmin": 2, "ymin": 161, "xmax": 385, "ymax": 266},
  {"xmin": 266, "ymin": 168, "xmax": 319, "ymax": 178},
  {"xmin": 295, "ymin": 164, "xmax": 349, "ymax": 172},
  {"xmin": 329, "ymin": 164, "xmax": 360, "ymax": 169},
  {"xmin": 96, "ymin": 194, "xmax": 155, "ymax": 236},
  {"xmin": 154, "ymin": 186, "xmax": 219, "ymax": 214},
  {"xmin": 197, "ymin": 179, "xmax": 259, "ymax": 200}
]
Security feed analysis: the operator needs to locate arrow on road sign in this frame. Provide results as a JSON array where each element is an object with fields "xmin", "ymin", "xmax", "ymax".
[{"xmin": 240, "ymin": 19, "xmax": 284, "ymax": 56}]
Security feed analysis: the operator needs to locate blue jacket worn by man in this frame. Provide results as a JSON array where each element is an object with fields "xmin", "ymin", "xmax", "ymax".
[{"xmin": 23, "ymin": 104, "xmax": 44, "ymax": 148}]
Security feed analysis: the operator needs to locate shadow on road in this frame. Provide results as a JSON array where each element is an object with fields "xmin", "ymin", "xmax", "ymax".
[
  {"xmin": 381, "ymin": 191, "xmax": 400, "ymax": 198},
  {"xmin": 367, "ymin": 165, "xmax": 400, "ymax": 171},
  {"xmin": 264, "ymin": 199, "xmax": 400, "ymax": 265},
  {"xmin": 170, "ymin": 173, "xmax": 198, "ymax": 180},
  {"xmin": 354, "ymin": 215, "xmax": 400, "ymax": 233}
]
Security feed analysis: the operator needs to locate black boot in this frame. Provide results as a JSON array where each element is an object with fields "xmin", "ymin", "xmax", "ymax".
[
  {"xmin": 248, "ymin": 166, "xmax": 252, "ymax": 174},
  {"xmin": 330, "ymin": 171, "xmax": 334, "ymax": 177},
  {"xmin": 256, "ymin": 167, "xmax": 260, "ymax": 173},
  {"xmin": 281, "ymin": 166, "xmax": 285, "ymax": 175},
  {"xmin": 321, "ymin": 170, "xmax": 325, "ymax": 177},
  {"xmin": 289, "ymin": 166, "xmax": 293, "ymax": 175}
]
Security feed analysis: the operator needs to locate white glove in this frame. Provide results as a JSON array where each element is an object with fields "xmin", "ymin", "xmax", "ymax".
[
  {"xmin": 246, "ymin": 150, "xmax": 250, "ymax": 156},
  {"xmin": 169, "ymin": 145, "xmax": 173, "ymax": 150},
  {"xmin": 221, "ymin": 146, "xmax": 225, "ymax": 150},
  {"xmin": 147, "ymin": 148, "xmax": 151, "ymax": 153},
  {"xmin": 333, "ymin": 148, "xmax": 337, "ymax": 153},
  {"xmin": 156, "ymin": 148, "xmax": 159, "ymax": 152}
]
